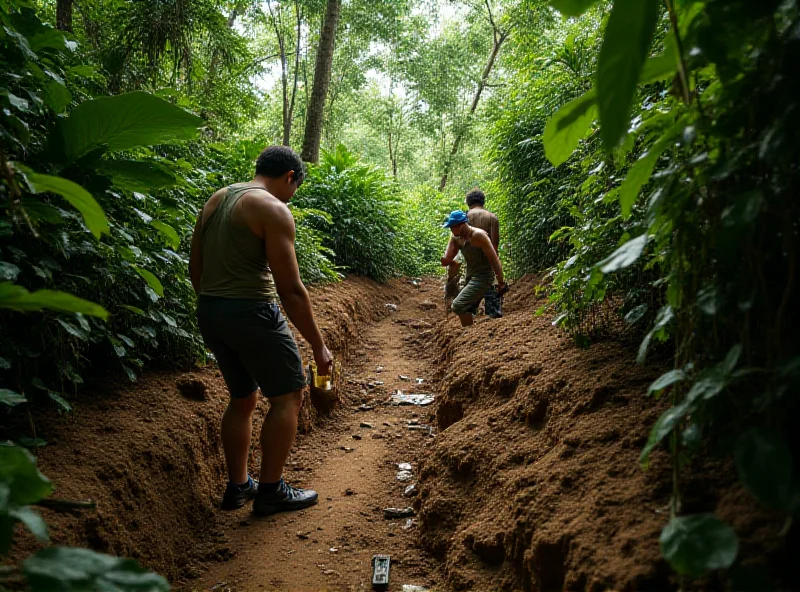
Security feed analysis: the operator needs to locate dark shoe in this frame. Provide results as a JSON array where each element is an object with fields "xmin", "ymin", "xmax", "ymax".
[
  {"xmin": 253, "ymin": 478, "xmax": 318, "ymax": 516},
  {"xmin": 221, "ymin": 475, "xmax": 258, "ymax": 510}
]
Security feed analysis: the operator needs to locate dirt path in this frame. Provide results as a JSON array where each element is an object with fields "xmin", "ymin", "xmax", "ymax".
[{"xmin": 192, "ymin": 282, "xmax": 444, "ymax": 592}]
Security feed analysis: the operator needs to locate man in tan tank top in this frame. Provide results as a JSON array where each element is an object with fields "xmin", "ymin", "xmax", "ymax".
[{"xmin": 189, "ymin": 146, "xmax": 331, "ymax": 516}]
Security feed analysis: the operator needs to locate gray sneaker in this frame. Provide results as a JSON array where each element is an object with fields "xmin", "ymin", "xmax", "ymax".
[
  {"xmin": 253, "ymin": 478, "xmax": 318, "ymax": 516},
  {"xmin": 221, "ymin": 475, "xmax": 258, "ymax": 510}
]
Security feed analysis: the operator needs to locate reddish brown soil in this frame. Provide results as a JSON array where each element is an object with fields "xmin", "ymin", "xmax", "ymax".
[
  {"xmin": 6, "ymin": 275, "xmax": 790, "ymax": 591},
  {"xmin": 7, "ymin": 277, "xmax": 412, "ymax": 586},
  {"xmin": 415, "ymin": 275, "xmax": 793, "ymax": 592}
]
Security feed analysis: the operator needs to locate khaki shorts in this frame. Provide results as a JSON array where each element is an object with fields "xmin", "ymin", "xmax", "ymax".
[{"xmin": 451, "ymin": 273, "xmax": 494, "ymax": 315}]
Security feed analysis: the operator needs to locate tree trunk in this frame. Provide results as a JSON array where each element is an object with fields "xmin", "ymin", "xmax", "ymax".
[
  {"xmin": 301, "ymin": 0, "xmax": 341, "ymax": 163},
  {"xmin": 438, "ymin": 30, "xmax": 508, "ymax": 191},
  {"xmin": 56, "ymin": 0, "xmax": 73, "ymax": 32}
]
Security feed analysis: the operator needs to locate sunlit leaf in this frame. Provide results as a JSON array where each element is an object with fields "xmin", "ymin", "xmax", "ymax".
[
  {"xmin": 59, "ymin": 91, "xmax": 204, "ymax": 161},
  {"xmin": 0, "ymin": 389, "xmax": 26, "ymax": 407},
  {"xmin": 543, "ymin": 90, "xmax": 597, "ymax": 167},
  {"xmin": 598, "ymin": 234, "xmax": 648, "ymax": 273},
  {"xmin": 0, "ymin": 283, "xmax": 109, "ymax": 319},
  {"xmin": 597, "ymin": 0, "xmax": 661, "ymax": 148},
  {"xmin": 660, "ymin": 514, "xmax": 738, "ymax": 577},
  {"xmin": 619, "ymin": 128, "xmax": 678, "ymax": 218},
  {"xmin": 20, "ymin": 167, "xmax": 109, "ymax": 239},
  {"xmin": 133, "ymin": 267, "xmax": 164, "ymax": 298},
  {"xmin": 550, "ymin": 0, "xmax": 601, "ymax": 17},
  {"xmin": 151, "ymin": 221, "xmax": 181, "ymax": 249},
  {"xmin": 648, "ymin": 369, "xmax": 686, "ymax": 396}
]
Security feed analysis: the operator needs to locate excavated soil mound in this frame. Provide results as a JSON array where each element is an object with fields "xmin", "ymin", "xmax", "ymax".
[
  {"xmin": 6, "ymin": 277, "xmax": 399, "ymax": 584},
  {"xmin": 415, "ymin": 275, "xmax": 791, "ymax": 591}
]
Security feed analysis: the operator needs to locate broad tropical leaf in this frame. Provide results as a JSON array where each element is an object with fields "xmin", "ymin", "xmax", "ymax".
[
  {"xmin": 544, "ymin": 90, "xmax": 598, "ymax": 167},
  {"xmin": 58, "ymin": 91, "xmax": 204, "ymax": 161},
  {"xmin": 97, "ymin": 159, "xmax": 177, "ymax": 192},
  {"xmin": 0, "ymin": 283, "xmax": 109, "ymax": 319},
  {"xmin": 597, "ymin": 0, "xmax": 661, "ymax": 148},
  {"xmin": 133, "ymin": 267, "xmax": 164, "ymax": 298},
  {"xmin": 20, "ymin": 168, "xmax": 109, "ymax": 239},
  {"xmin": 660, "ymin": 514, "xmax": 738, "ymax": 577}
]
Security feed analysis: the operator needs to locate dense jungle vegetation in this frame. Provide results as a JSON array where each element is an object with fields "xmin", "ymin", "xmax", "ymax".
[{"xmin": 1, "ymin": 0, "xmax": 798, "ymax": 589}]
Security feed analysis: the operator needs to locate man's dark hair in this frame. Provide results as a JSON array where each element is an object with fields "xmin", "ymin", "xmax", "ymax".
[
  {"xmin": 466, "ymin": 187, "xmax": 486, "ymax": 207},
  {"xmin": 255, "ymin": 146, "xmax": 305, "ymax": 185}
]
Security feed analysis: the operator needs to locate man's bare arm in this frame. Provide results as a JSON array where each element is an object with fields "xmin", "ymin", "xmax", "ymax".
[
  {"xmin": 441, "ymin": 237, "xmax": 461, "ymax": 266},
  {"xmin": 263, "ymin": 201, "xmax": 330, "ymax": 370},
  {"xmin": 476, "ymin": 232, "xmax": 504, "ymax": 286},
  {"xmin": 188, "ymin": 207, "xmax": 204, "ymax": 295}
]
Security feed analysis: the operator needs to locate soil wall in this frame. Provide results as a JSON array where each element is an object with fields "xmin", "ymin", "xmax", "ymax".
[
  {"xmin": 415, "ymin": 275, "xmax": 792, "ymax": 591},
  {"xmin": 6, "ymin": 277, "xmax": 399, "ymax": 584}
]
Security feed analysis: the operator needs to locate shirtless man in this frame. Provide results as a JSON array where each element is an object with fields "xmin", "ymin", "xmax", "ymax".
[
  {"xmin": 189, "ymin": 145, "xmax": 331, "ymax": 516},
  {"xmin": 440, "ymin": 210, "xmax": 505, "ymax": 327},
  {"xmin": 465, "ymin": 188, "xmax": 503, "ymax": 318}
]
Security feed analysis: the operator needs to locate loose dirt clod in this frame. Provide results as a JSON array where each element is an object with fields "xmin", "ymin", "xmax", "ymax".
[{"xmin": 176, "ymin": 377, "xmax": 209, "ymax": 401}]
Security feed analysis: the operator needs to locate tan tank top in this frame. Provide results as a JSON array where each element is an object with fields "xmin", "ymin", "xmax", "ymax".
[
  {"xmin": 198, "ymin": 184, "xmax": 278, "ymax": 300},
  {"xmin": 455, "ymin": 231, "xmax": 492, "ymax": 277}
]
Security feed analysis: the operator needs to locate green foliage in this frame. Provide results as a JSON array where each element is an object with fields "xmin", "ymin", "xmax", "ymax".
[
  {"xmin": 595, "ymin": 0, "xmax": 660, "ymax": 148},
  {"xmin": 660, "ymin": 514, "xmax": 739, "ymax": 577},
  {"xmin": 493, "ymin": 0, "xmax": 800, "ymax": 581},
  {"xmin": 294, "ymin": 145, "xmax": 401, "ymax": 281},
  {"xmin": 0, "ymin": 443, "xmax": 169, "ymax": 590}
]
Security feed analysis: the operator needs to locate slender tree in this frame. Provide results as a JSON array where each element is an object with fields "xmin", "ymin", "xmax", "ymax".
[
  {"xmin": 301, "ymin": 0, "xmax": 341, "ymax": 163},
  {"xmin": 56, "ymin": 0, "xmax": 73, "ymax": 32},
  {"xmin": 439, "ymin": 1, "xmax": 508, "ymax": 191}
]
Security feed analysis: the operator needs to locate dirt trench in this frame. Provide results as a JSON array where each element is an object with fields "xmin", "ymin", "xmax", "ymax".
[{"xmin": 7, "ymin": 276, "xmax": 789, "ymax": 592}]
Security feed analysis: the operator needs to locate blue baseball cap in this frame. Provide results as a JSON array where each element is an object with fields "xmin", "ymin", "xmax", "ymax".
[{"xmin": 442, "ymin": 210, "xmax": 468, "ymax": 228}]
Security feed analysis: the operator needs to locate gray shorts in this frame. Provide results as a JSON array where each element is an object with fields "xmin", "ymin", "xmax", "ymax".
[
  {"xmin": 197, "ymin": 296, "xmax": 307, "ymax": 398},
  {"xmin": 451, "ymin": 273, "xmax": 494, "ymax": 315}
]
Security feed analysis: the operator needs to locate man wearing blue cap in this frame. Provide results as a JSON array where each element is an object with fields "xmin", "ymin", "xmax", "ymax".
[{"xmin": 440, "ymin": 210, "xmax": 505, "ymax": 326}]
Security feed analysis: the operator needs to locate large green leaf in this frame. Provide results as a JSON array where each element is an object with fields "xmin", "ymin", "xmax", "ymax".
[
  {"xmin": 0, "ymin": 389, "xmax": 26, "ymax": 407},
  {"xmin": 660, "ymin": 514, "xmax": 738, "ymax": 577},
  {"xmin": 597, "ymin": 0, "xmax": 661, "ymax": 148},
  {"xmin": 150, "ymin": 220, "xmax": 181, "ymax": 250},
  {"xmin": 639, "ymin": 34, "xmax": 679, "ymax": 85},
  {"xmin": 619, "ymin": 128, "xmax": 678, "ymax": 218},
  {"xmin": 9, "ymin": 507, "xmax": 49, "ymax": 541},
  {"xmin": 550, "ymin": 0, "xmax": 601, "ymax": 17},
  {"xmin": 640, "ymin": 400, "xmax": 690, "ymax": 465},
  {"xmin": 133, "ymin": 267, "xmax": 164, "ymax": 298},
  {"xmin": 735, "ymin": 428, "xmax": 794, "ymax": 510},
  {"xmin": 21, "ymin": 168, "xmax": 109, "ymax": 238},
  {"xmin": 648, "ymin": 369, "xmax": 686, "ymax": 397},
  {"xmin": 97, "ymin": 159, "xmax": 177, "ymax": 192},
  {"xmin": 59, "ymin": 91, "xmax": 204, "ymax": 161},
  {"xmin": 42, "ymin": 80, "xmax": 72, "ymax": 113},
  {"xmin": 0, "ymin": 445, "xmax": 53, "ymax": 506},
  {"xmin": 598, "ymin": 234, "xmax": 648, "ymax": 273},
  {"xmin": 544, "ymin": 90, "xmax": 597, "ymax": 167},
  {"xmin": 637, "ymin": 305, "xmax": 674, "ymax": 364},
  {"xmin": 0, "ymin": 283, "xmax": 109, "ymax": 319},
  {"xmin": 24, "ymin": 548, "xmax": 170, "ymax": 592}
]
